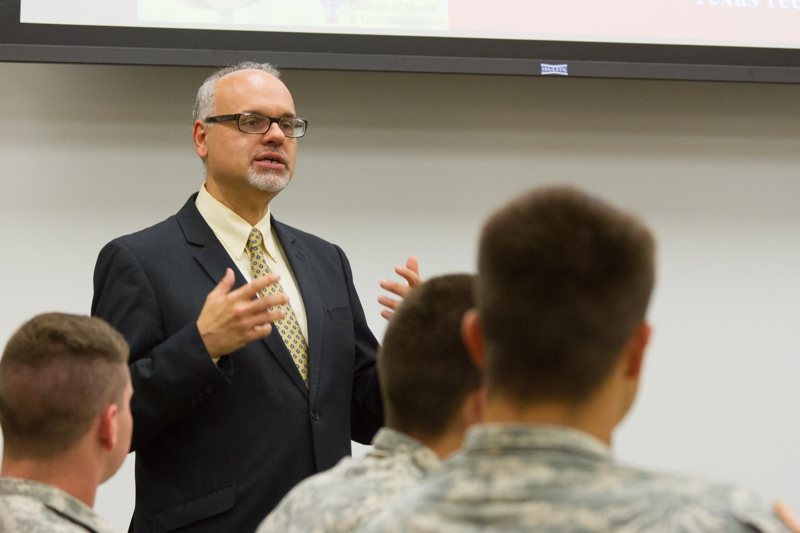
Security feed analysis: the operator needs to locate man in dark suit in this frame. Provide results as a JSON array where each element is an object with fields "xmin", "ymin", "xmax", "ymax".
[{"xmin": 92, "ymin": 62, "xmax": 387, "ymax": 533}]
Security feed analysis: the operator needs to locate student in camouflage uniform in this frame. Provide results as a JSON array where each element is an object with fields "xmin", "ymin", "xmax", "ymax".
[
  {"xmin": 0, "ymin": 313, "xmax": 133, "ymax": 533},
  {"xmin": 257, "ymin": 274, "xmax": 483, "ymax": 533},
  {"xmin": 360, "ymin": 186, "xmax": 791, "ymax": 533}
]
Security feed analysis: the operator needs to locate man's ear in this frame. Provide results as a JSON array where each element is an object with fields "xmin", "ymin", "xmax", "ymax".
[
  {"xmin": 625, "ymin": 322, "xmax": 652, "ymax": 380},
  {"xmin": 462, "ymin": 309, "xmax": 486, "ymax": 370},
  {"xmin": 97, "ymin": 404, "xmax": 119, "ymax": 452},
  {"xmin": 193, "ymin": 120, "xmax": 209, "ymax": 159}
]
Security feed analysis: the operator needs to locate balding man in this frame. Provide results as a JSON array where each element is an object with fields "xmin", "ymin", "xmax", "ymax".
[{"xmin": 92, "ymin": 62, "xmax": 388, "ymax": 533}]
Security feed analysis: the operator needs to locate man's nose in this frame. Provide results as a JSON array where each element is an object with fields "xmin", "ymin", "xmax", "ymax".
[{"xmin": 261, "ymin": 121, "xmax": 285, "ymax": 144}]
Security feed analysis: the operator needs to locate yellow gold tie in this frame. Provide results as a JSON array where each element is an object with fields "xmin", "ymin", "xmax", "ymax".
[{"xmin": 247, "ymin": 228, "xmax": 309, "ymax": 388}]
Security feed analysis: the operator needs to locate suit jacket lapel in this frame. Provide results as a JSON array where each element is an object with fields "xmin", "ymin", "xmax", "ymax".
[
  {"xmin": 176, "ymin": 196, "xmax": 309, "ymax": 398},
  {"xmin": 177, "ymin": 194, "xmax": 248, "ymax": 289},
  {"xmin": 272, "ymin": 218, "xmax": 324, "ymax": 405}
]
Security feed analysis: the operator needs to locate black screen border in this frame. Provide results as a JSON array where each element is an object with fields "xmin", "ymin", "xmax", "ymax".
[{"xmin": 2, "ymin": 0, "xmax": 799, "ymax": 83}]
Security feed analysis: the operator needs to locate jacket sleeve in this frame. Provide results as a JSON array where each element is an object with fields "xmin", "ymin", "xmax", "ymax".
[
  {"xmin": 334, "ymin": 245, "xmax": 384, "ymax": 444},
  {"xmin": 91, "ymin": 239, "xmax": 233, "ymax": 452}
]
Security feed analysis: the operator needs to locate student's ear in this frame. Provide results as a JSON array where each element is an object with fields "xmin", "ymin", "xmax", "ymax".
[
  {"xmin": 625, "ymin": 322, "xmax": 652, "ymax": 380},
  {"xmin": 97, "ymin": 404, "xmax": 119, "ymax": 452},
  {"xmin": 462, "ymin": 309, "xmax": 486, "ymax": 370}
]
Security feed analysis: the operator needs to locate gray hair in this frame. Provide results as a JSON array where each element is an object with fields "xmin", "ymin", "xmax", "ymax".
[{"xmin": 192, "ymin": 61, "xmax": 282, "ymax": 123}]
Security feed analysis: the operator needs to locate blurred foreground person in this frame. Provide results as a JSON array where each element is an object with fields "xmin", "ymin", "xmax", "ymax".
[
  {"xmin": 258, "ymin": 274, "xmax": 482, "ymax": 533},
  {"xmin": 361, "ymin": 186, "xmax": 789, "ymax": 533},
  {"xmin": 0, "ymin": 313, "xmax": 133, "ymax": 533}
]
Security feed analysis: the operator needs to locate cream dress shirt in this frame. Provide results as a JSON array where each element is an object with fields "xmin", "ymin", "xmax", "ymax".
[{"xmin": 195, "ymin": 185, "xmax": 309, "ymax": 349}]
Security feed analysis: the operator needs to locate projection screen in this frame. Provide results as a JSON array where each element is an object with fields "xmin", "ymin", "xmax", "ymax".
[{"xmin": 2, "ymin": 0, "xmax": 799, "ymax": 82}]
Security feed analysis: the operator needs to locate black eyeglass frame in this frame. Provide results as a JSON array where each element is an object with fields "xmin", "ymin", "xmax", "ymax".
[{"xmin": 204, "ymin": 112, "xmax": 308, "ymax": 138}]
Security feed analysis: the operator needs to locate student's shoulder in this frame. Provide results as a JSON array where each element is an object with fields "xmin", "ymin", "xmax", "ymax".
[
  {"xmin": 0, "ymin": 494, "xmax": 94, "ymax": 533},
  {"xmin": 617, "ymin": 467, "xmax": 791, "ymax": 533}
]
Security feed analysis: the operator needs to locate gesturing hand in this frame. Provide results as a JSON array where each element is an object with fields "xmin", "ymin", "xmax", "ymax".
[
  {"xmin": 197, "ymin": 268, "xmax": 288, "ymax": 359},
  {"xmin": 775, "ymin": 501, "xmax": 800, "ymax": 533},
  {"xmin": 378, "ymin": 256, "xmax": 422, "ymax": 321}
]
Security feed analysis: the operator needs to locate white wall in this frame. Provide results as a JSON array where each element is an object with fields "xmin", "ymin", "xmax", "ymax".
[{"xmin": 0, "ymin": 62, "xmax": 798, "ymax": 531}]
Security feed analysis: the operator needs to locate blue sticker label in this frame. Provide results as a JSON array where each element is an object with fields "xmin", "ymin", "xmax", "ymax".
[{"xmin": 541, "ymin": 63, "xmax": 569, "ymax": 76}]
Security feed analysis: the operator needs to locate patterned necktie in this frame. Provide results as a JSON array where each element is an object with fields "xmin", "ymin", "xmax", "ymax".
[{"xmin": 247, "ymin": 228, "xmax": 309, "ymax": 388}]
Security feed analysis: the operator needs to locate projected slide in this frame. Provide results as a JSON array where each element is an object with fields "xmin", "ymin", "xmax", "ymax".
[{"xmin": 20, "ymin": 0, "xmax": 800, "ymax": 49}]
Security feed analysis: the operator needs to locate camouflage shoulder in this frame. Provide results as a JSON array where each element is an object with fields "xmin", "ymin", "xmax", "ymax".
[
  {"xmin": 0, "ymin": 494, "xmax": 98, "ymax": 533},
  {"xmin": 661, "ymin": 482, "xmax": 792, "ymax": 533}
]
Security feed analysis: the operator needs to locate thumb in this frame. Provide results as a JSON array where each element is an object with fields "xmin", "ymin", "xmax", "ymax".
[{"xmin": 210, "ymin": 268, "xmax": 235, "ymax": 297}]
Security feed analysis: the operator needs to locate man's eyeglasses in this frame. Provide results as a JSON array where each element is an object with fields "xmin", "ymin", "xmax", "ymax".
[{"xmin": 204, "ymin": 113, "xmax": 308, "ymax": 138}]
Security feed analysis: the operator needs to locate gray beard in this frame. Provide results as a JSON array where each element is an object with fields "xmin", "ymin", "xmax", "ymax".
[{"xmin": 247, "ymin": 167, "xmax": 291, "ymax": 192}]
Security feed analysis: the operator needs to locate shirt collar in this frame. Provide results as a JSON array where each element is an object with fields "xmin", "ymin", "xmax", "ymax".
[
  {"xmin": 464, "ymin": 423, "xmax": 611, "ymax": 462},
  {"xmin": 195, "ymin": 184, "xmax": 276, "ymax": 261},
  {"xmin": 0, "ymin": 477, "xmax": 115, "ymax": 533},
  {"xmin": 368, "ymin": 428, "xmax": 441, "ymax": 473}
]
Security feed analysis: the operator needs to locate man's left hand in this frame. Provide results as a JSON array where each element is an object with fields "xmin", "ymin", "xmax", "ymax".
[
  {"xmin": 775, "ymin": 501, "xmax": 800, "ymax": 533},
  {"xmin": 378, "ymin": 256, "xmax": 422, "ymax": 321}
]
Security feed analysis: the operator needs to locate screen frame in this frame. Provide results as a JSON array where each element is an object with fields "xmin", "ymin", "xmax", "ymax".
[{"xmin": 2, "ymin": 0, "xmax": 799, "ymax": 83}]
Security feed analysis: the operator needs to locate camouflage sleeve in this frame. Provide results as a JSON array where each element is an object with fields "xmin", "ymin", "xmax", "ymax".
[
  {"xmin": 256, "ymin": 491, "xmax": 304, "ymax": 533},
  {"xmin": 665, "ymin": 485, "xmax": 793, "ymax": 533},
  {"xmin": 357, "ymin": 510, "xmax": 406, "ymax": 533}
]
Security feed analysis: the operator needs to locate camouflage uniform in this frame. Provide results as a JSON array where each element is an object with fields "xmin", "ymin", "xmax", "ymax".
[
  {"xmin": 359, "ymin": 424, "xmax": 790, "ymax": 533},
  {"xmin": 0, "ymin": 477, "xmax": 116, "ymax": 533},
  {"xmin": 257, "ymin": 428, "xmax": 441, "ymax": 533}
]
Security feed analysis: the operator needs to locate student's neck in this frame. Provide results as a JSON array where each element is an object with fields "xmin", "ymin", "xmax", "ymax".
[
  {"xmin": 205, "ymin": 179, "xmax": 276, "ymax": 227},
  {"xmin": 1, "ymin": 453, "xmax": 101, "ymax": 508},
  {"xmin": 483, "ymin": 394, "xmax": 618, "ymax": 447},
  {"xmin": 419, "ymin": 428, "xmax": 466, "ymax": 459}
]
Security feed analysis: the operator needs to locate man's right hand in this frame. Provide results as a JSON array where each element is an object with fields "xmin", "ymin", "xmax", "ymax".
[{"xmin": 197, "ymin": 268, "xmax": 288, "ymax": 359}]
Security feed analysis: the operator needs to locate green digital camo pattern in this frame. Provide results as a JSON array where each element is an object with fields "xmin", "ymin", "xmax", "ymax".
[
  {"xmin": 359, "ymin": 424, "xmax": 791, "ymax": 533},
  {"xmin": 257, "ymin": 428, "xmax": 441, "ymax": 533},
  {"xmin": 0, "ymin": 477, "xmax": 116, "ymax": 533}
]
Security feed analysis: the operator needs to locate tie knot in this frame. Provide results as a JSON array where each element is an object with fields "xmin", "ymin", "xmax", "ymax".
[{"xmin": 248, "ymin": 228, "xmax": 264, "ymax": 252}]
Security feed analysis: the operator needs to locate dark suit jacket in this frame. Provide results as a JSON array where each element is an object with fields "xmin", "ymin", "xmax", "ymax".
[{"xmin": 92, "ymin": 195, "xmax": 383, "ymax": 533}]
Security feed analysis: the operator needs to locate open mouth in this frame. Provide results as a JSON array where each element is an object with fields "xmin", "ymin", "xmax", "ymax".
[{"xmin": 254, "ymin": 152, "xmax": 287, "ymax": 169}]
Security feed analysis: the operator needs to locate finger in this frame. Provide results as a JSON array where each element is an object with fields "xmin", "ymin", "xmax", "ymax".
[
  {"xmin": 378, "ymin": 295, "xmax": 403, "ymax": 311},
  {"xmin": 381, "ymin": 309, "xmax": 395, "ymax": 321},
  {"xmin": 241, "ymin": 307, "xmax": 287, "ymax": 329},
  {"xmin": 380, "ymin": 279, "xmax": 412, "ymax": 298},
  {"xmin": 209, "ymin": 268, "xmax": 236, "ymax": 297},
  {"xmin": 394, "ymin": 265, "xmax": 422, "ymax": 288},
  {"xmin": 775, "ymin": 501, "xmax": 800, "ymax": 533},
  {"xmin": 241, "ymin": 323, "xmax": 273, "ymax": 344},
  {"xmin": 253, "ymin": 323, "xmax": 272, "ymax": 335},
  {"xmin": 238, "ymin": 293, "xmax": 289, "ymax": 317},
  {"xmin": 231, "ymin": 273, "xmax": 281, "ymax": 300},
  {"xmin": 406, "ymin": 256, "xmax": 419, "ymax": 276}
]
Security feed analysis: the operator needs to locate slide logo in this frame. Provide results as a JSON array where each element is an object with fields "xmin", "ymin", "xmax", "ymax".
[{"xmin": 541, "ymin": 63, "xmax": 569, "ymax": 76}]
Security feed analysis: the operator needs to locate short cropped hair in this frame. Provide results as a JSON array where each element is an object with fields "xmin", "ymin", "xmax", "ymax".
[
  {"xmin": 193, "ymin": 61, "xmax": 282, "ymax": 123},
  {"xmin": 379, "ymin": 274, "xmax": 481, "ymax": 438},
  {"xmin": 0, "ymin": 313, "xmax": 130, "ymax": 458},
  {"xmin": 477, "ymin": 186, "xmax": 656, "ymax": 404}
]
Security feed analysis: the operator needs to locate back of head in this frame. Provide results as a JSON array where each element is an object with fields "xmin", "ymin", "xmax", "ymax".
[
  {"xmin": 477, "ymin": 186, "xmax": 655, "ymax": 404},
  {"xmin": 379, "ymin": 274, "xmax": 481, "ymax": 439},
  {"xmin": 0, "ymin": 313, "xmax": 130, "ymax": 459}
]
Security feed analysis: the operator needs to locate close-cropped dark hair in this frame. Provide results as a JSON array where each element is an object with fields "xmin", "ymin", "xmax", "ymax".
[
  {"xmin": 379, "ymin": 274, "xmax": 481, "ymax": 439},
  {"xmin": 477, "ymin": 186, "xmax": 656, "ymax": 404},
  {"xmin": 0, "ymin": 313, "xmax": 130, "ymax": 459}
]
